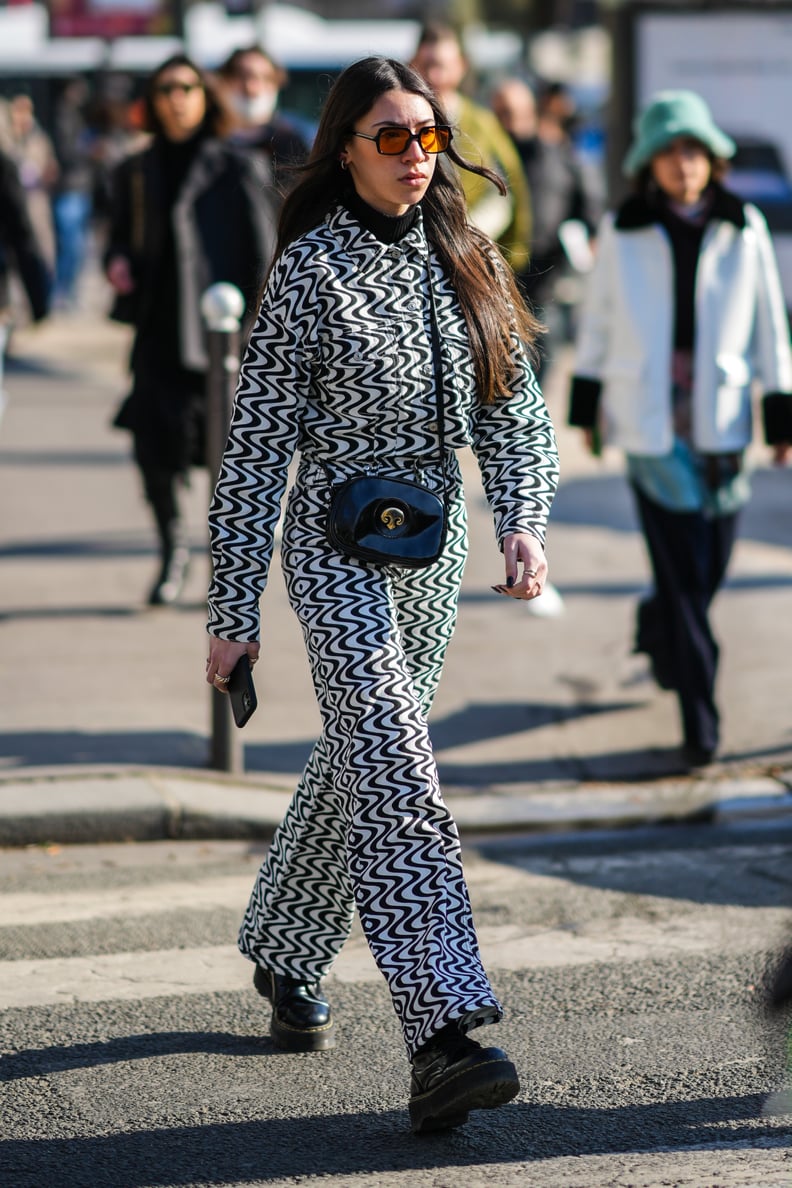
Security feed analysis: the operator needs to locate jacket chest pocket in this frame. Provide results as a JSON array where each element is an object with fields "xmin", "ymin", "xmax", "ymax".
[{"xmin": 314, "ymin": 325, "xmax": 400, "ymax": 409}]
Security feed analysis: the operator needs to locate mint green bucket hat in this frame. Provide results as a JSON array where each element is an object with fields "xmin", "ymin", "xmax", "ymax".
[{"xmin": 623, "ymin": 90, "xmax": 736, "ymax": 177}]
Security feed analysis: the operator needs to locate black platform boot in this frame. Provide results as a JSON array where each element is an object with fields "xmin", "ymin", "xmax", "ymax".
[
  {"xmin": 409, "ymin": 1016, "xmax": 519, "ymax": 1134},
  {"xmin": 253, "ymin": 964, "xmax": 335, "ymax": 1052}
]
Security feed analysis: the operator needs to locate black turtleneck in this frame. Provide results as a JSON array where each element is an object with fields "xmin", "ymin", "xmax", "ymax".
[
  {"xmin": 343, "ymin": 188, "xmax": 420, "ymax": 244},
  {"xmin": 656, "ymin": 189, "xmax": 712, "ymax": 351}
]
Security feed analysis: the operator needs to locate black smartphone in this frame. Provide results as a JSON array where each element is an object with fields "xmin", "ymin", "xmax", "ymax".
[{"xmin": 227, "ymin": 654, "xmax": 257, "ymax": 728}]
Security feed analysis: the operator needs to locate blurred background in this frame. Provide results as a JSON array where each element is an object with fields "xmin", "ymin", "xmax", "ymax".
[{"xmin": 3, "ymin": 1, "xmax": 792, "ymax": 313}]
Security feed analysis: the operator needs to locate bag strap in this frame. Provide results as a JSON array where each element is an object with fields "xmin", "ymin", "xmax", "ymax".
[{"xmin": 425, "ymin": 260, "xmax": 447, "ymax": 484}]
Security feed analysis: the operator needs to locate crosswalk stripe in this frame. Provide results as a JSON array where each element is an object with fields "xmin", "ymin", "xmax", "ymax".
[
  {"xmin": 0, "ymin": 876, "xmax": 251, "ymax": 927},
  {"xmin": 1, "ymin": 902, "xmax": 787, "ymax": 1010}
]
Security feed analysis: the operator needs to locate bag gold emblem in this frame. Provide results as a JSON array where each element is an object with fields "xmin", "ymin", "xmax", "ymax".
[{"xmin": 380, "ymin": 506, "xmax": 406, "ymax": 531}]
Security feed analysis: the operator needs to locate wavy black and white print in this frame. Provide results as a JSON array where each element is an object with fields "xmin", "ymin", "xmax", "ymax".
[
  {"xmin": 209, "ymin": 205, "xmax": 559, "ymax": 1055},
  {"xmin": 238, "ymin": 464, "xmax": 504, "ymax": 1055}
]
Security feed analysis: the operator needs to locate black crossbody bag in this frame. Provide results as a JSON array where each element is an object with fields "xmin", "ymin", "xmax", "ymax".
[{"xmin": 325, "ymin": 271, "xmax": 448, "ymax": 569}]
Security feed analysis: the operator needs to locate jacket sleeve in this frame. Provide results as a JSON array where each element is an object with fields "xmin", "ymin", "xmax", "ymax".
[
  {"xmin": 747, "ymin": 204, "xmax": 792, "ymax": 443},
  {"xmin": 468, "ymin": 337, "xmax": 559, "ymax": 547},
  {"xmin": 567, "ymin": 212, "xmax": 616, "ymax": 429},
  {"xmin": 207, "ymin": 249, "xmax": 313, "ymax": 641}
]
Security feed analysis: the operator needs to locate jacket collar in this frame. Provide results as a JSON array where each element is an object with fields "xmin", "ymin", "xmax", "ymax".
[
  {"xmin": 614, "ymin": 183, "xmax": 746, "ymax": 231},
  {"xmin": 325, "ymin": 203, "xmax": 429, "ymax": 268}
]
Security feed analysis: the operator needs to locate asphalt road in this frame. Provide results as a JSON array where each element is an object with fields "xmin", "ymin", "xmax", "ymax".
[{"xmin": 2, "ymin": 824, "xmax": 791, "ymax": 1188}]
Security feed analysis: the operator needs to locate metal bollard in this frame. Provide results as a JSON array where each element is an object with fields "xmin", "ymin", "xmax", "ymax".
[{"xmin": 201, "ymin": 282, "xmax": 246, "ymax": 774}]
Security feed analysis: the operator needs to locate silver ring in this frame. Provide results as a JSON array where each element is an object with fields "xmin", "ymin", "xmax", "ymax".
[
  {"xmin": 214, "ymin": 674, "xmax": 230, "ymax": 685},
  {"xmin": 524, "ymin": 570, "xmax": 537, "ymax": 578}
]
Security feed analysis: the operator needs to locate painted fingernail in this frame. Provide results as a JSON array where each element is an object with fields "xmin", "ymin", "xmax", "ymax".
[{"xmin": 506, "ymin": 576, "xmax": 514, "ymax": 587}]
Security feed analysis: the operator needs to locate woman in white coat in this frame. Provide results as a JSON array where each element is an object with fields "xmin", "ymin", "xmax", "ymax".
[{"xmin": 568, "ymin": 90, "xmax": 792, "ymax": 768}]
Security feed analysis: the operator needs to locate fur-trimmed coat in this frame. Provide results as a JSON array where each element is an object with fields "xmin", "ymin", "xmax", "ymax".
[{"xmin": 568, "ymin": 185, "xmax": 792, "ymax": 454}]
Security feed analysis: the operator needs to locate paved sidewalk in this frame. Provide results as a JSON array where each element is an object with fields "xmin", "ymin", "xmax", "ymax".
[{"xmin": 2, "ymin": 281, "xmax": 792, "ymax": 846}]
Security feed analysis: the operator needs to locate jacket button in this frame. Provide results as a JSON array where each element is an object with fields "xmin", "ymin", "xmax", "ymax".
[{"xmin": 427, "ymin": 420, "xmax": 438, "ymax": 431}]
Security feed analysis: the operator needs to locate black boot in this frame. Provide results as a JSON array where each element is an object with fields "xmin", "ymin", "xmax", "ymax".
[
  {"xmin": 141, "ymin": 465, "xmax": 189, "ymax": 606},
  {"xmin": 409, "ymin": 1020, "xmax": 520, "ymax": 1134},
  {"xmin": 148, "ymin": 521, "xmax": 189, "ymax": 606},
  {"xmin": 253, "ymin": 964, "xmax": 335, "ymax": 1051}
]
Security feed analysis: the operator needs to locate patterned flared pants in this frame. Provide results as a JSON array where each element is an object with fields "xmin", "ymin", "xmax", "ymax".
[{"xmin": 238, "ymin": 460, "xmax": 501, "ymax": 1056}]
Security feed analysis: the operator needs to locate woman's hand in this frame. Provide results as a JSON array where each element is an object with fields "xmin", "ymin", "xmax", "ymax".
[
  {"xmin": 492, "ymin": 533, "xmax": 548, "ymax": 600},
  {"xmin": 106, "ymin": 255, "xmax": 135, "ymax": 295},
  {"xmin": 206, "ymin": 635, "xmax": 260, "ymax": 692}
]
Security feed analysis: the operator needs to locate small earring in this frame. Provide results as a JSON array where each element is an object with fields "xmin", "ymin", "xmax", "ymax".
[{"xmin": 339, "ymin": 157, "xmax": 348, "ymax": 170}]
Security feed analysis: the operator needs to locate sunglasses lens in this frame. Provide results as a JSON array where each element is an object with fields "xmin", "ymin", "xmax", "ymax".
[
  {"xmin": 157, "ymin": 82, "xmax": 200, "ymax": 96},
  {"xmin": 420, "ymin": 127, "xmax": 450, "ymax": 153},
  {"xmin": 377, "ymin": 128, "xmax": 411, "ymax": 154},
  {"xmin": 374, "ymin": 127, "xmax": 451, "ymax": 154}
]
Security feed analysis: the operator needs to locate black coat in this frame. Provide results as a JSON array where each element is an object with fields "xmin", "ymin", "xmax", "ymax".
[
  {"xmin": 0, "ymin": 149, "xmax": 50, "ymax": 320},
  {"xmin": 106, "ymin": 134, "xmax": 278, "ymax": 470}
]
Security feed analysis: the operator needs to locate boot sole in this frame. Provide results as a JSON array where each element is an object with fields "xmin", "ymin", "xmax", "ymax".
[
  {"xmin": 253, "ymin": 965, "xmax": 336, "ymax": 1052},
  {"xmin": 409, "ymin": 1057, "xmax": 520, "ymax": 1134},
  {"xmin": 270, "ymin": 1012, "xmax": 336, "ymax": 1052}
]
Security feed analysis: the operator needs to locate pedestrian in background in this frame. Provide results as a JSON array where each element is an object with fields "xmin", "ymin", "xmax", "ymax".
[
  {"xmin": 491, "ymin": 76, "xmax": 600, "ymax": 382},
  {"xmin": 51, "ymin": 77, "xmax": 95, "ymax": 309},
  {"xmin": 205, "ymin": 56, "xmax": 558, "ymax": 1133},
  {"xmin": 105, "ymin": 54, "xmax": 277, "ymax": 606},
  {"xmin": 0, "ymin": 146, "xmax": 50, "ymax": 421},
  {"xmin": 409, "ymin": 21, "xmax": 532, "ymax": 275},
  {"xmin": 0, "ymin": 90, "xmax": 59, "ymax": 274},
  {"xmin": 215, "ymin": 44, "xmax": 312, "ymax": 199},
  {"xmin": 568, "ymin": 90, "xmax": 792, "ymax": 769},
  {"xmin": 90, "ymin": 76, "xmax": 150, "ymax": 245}
]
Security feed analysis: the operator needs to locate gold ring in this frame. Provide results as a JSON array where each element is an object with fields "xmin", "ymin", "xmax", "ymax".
[
  {"xmin": 524, "ymin": 570, "xmax": 537, "ymax": 577},
  {"xmin": 214, "ymin": 674, "xmax": 230, "ymax": 685}
]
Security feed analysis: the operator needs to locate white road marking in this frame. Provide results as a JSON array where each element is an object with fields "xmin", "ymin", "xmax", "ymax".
[{"xmin": 0, "ymin": 861, "xmax": 788, "ymax": 1010}]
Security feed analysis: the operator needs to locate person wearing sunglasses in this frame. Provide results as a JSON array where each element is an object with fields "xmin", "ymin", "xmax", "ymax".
[
  {"xmin": 205, "ymin": 56, "xmax": 558, "ymax": 1133},
  {"xmin": 104, "ymin": 54, "xmax": 278, "ymax": 606}
]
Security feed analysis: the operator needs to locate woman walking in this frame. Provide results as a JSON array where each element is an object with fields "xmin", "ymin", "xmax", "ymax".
[
  {"xmin": 568, "ymin": 90, "xmax": 792, "ymax": 767},
  {"xmin": 106, "ymin": 54, "xmax": 277, "ymax": 605},
  {"xmin": 205, "ymin": 57, "xmax": 558, "ymax": 1133}
]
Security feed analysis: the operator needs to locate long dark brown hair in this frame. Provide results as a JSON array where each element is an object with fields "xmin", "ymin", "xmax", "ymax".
[{"xmin": 275, "ymin": 56, "xmax": 541, "ymax": 403}]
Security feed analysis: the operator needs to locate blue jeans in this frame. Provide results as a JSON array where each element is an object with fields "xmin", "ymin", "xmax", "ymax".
[{"xmin": 53, "ymin": 191, "xmax": 92, "ymax": 302}]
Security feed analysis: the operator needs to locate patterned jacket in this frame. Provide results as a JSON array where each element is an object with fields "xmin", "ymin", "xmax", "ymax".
[{"xmin": 208, "ymin": 204, "xmax": 559, "ymax": 639}]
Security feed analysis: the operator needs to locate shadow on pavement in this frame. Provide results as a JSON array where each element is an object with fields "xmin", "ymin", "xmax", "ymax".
[
  {"xmin": 5, "ymin": 354, "xmax": 80, "ymax": 380},
  {"xmin": 0, "ymin": 730, "xmax": 210, "ymax": 769},
  {"xmin": 0, "ymin": 1093, "xmax": 781, "ymax": 1185},
  {"xmin": 0, "ymin": 535, "xmax": 188, "ymax": 560},
  {"xmin": 0, "ymin": 449, "xmax": 130, "ymax": 467},
  {"xmin": 3, "ymin": 722, "xmax": 791, "ymax": 783},
  {"xmin": 0, "ymin": 694, "xmax": 648, "ymax": 780},
  {"xmin": 550, "ymin": 468, "xmax": 792, "ymax": 551},
  {"xmin": 0, "ymin": 1031, "xmax": 268, "ymax": 1082}
]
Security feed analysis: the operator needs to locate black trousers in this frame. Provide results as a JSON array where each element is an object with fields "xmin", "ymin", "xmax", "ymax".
[{"xmin": 632, "ymin": 484, "xmax": 739, "ymax": 753}]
